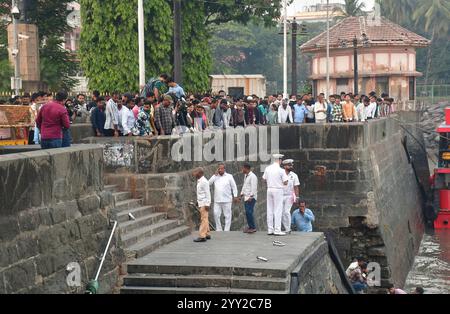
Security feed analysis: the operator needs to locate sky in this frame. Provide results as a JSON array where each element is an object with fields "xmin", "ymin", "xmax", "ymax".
[{"xmin": 288, "ymin": 0, "xmax": 377, "ymax": 15}]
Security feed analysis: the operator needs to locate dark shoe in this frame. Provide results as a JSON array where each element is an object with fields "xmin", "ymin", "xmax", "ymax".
[
  {"xmin": 193, "ymin": 238, "xmax": 207, "ymax": 242},
  {"xmin": 243, "ymin": 227, "xmax": 249, "ymax": 233},
  {"xmin": 247, "ymin": 228, "xmax": 257, "ymax": 233},
  {"xmin": 206, "ymin": 235, "xmax": 211, "ymax": 240}
]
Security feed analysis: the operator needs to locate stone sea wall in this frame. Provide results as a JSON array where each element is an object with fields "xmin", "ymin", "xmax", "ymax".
[
  {"xmin": 0, "ymin": 146, "xmax": 124, "ymax": 294},
  {"xmin": 97, "ymin": 117, "xmax": 426, "ymax": 290}
]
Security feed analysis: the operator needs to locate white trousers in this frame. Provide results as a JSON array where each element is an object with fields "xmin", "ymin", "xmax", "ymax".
[
  {"xmin": 281, "ymin": 195, "xmax": 294, "ymax": 232},
  {"xmin": 267, "ymin": 188, "xmax": 284, "ymax": 233},
  {"xmin": 214, "ymin": 202, "xmax": 232, "ymax": 231}
]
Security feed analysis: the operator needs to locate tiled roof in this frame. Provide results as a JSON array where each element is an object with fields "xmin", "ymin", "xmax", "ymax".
[{"xmin": 300, "ymin": 16, "xmax": 430, "ymax": 53}]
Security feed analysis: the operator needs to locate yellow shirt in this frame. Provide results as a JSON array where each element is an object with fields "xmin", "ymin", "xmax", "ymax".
[{"xmin": 342, "ymin": 101, "xmax": 356, "ymax": 121}]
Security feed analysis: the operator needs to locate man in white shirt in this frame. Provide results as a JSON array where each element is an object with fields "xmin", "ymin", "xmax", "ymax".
[
  {"xmin": 277, "ymin": 99, "xmax": 293, "ymax": 124},
  {"xmin": 356, "ymin": 98, "xmax": 366, "ymax": 122},
  {"xmin": 193, "ymin": 167, "xmax": 211, "ymax": 242},
  {"xmin": 262, "ymin": 154, "xmax": 289, "ymax": 236},
  {"xmin": 209, "ymin": 164, "xmax": 239, "ymax": 231},
  {"xmin": 240, "ymin": 163, "xmax": 258, "ymax": 233},
  {"xmin": 121, "ymin": 99, "xmax": 136, "ymax": 136},
  {"xmin": 313, "ymin": 95, "xmax": 328, "ymax": 124},
  {"xmin": 281, "ymin": 159, "xmax": 300, "ymax": 233},
  {"xmin": 365, "ymin": 96, "xmax": 377, "ymax": 120},
  {"xmin": 104, "ymin": 92, "xmax": 120, "ymax": 137}
]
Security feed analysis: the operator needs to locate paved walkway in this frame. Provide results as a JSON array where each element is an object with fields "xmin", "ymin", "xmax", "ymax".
[{"xmin": 128, "ymin": 231, "xmax": 324, "ymax": 275}]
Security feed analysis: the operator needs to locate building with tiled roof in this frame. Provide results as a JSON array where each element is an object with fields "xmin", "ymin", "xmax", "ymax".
[{"xmin": 300, "ymin": 16, "xmax": 430, "ymax": 108}]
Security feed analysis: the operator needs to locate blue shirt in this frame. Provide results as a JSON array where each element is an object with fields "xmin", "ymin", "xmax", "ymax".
[
  {"xmin": 168, "ymin": 84, "xmax": 186, "ymax": 99},
  {"xmin": 293, "ymin": 104, "xmax": 308, "ymax": 124},
  {"xmin": 291, "ymin": 208, "xmax": 315, "ymax": 232}
]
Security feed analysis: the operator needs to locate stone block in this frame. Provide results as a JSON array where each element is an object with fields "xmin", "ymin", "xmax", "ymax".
[
  {"xmin": 34, "ymin": 253, "xmax": 55, "ymax": 277},
  {"xmin": 64, "ymin": 200, "xmax": 82, "ymax": 220},
  {"xmin": 17, "ymin": 208, "xmax": 41, "ymax": 232},
  {"xmin": 0, "ymin": 215, "xmax": 20, "ymax": 241},
  {"xmin": 99, "ymin": 190, "xmax": 113, "ymax": 209},
  {"xmin": 309, "ymin": 150, "xmax": 340, "ymax": 161},
  {"xmin": 340, "ymin": 150, "xmax": 354, "ymax": 160},
  {"xmin": 17, "ymin": 234, "xmax": 39, "ymax": 260},
  {"xmin": 3, "ymin": 259, "xmax": 36, "ymax": 293},
  {"xmin": 0, "ymin": 243, "xmax": 19, "ymax": 268},
  {"xmin": 77, "ymin": 194, "xmax": 101, "ymax": 215},
  {"xmin": 367, "ymin": 246, "xmax": 386, "ymax": 257},
  {"xmin": 338, "ymin": 162, "xmax": 358, "ymax": 171},
  {"xmin": 38, "ymin": 207, "xmax": 53, "ymax": 226},
  {"xmin": 38, "ymin": 226, "xmax": 63, "ymax": 253},
  {"xmin": 49, "ymin": 203, "xmax": 67, "ymax": 225}
]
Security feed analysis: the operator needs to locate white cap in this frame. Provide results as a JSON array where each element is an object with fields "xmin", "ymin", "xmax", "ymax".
[
  {"xmin": 282, "ymin": 159, "xmax": 294, "ymax": 165},
  {"xmin": 272, "ymin": 154, "xmax": 284, "ymax": 159},
  {"xmin": 247, "ymin": 96, "xmax": 253, "ymax": 101}
]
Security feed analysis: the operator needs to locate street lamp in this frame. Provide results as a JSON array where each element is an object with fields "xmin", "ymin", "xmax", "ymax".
[
  {"xmin": 353, "ymin": 36, "xmax": 358, "ymax": 95},
  {"xmin": 11, "ymin": 0, "xmax": 21, "ymax": 96},
  {"xmin": 138, "ymin": 0, "xmax": 145, "ymax": 89}
]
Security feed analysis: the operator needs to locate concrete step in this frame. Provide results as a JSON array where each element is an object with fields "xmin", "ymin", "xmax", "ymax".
[
  {"xmin": 121, "ymin": 220, "xmax": 181, "ymax": 248},
  {"xmin": 120, "ymin": 286, "xmax": 287, "ymax": 294},
  {"xmin": 123, "ymin": 274, "xmax": 288, "ymax": 291},
  {"xmin": 112, "ymin": 191, "xmax": 132, "ymax": 202},
  {"xmin": 119, "ymin": 213, "xmax": 167, "ymax": 235},
  {"xmin": 127, "ymin": 263, "xmax": 287, "ymax": 278},
  {"xmin": 126, "ymin": 226, "xmax": 191, "ymax": 258},
  {"xmin": 116, "ymin": 206, "xmax": 157, "ymax": 223},
  {"xmin": 104, "ymin": 185, "xmax": 118, "ymax": 192},
  {"xmin": 115, "ymin": 199, "xmax": 144, "ymax": 211}
]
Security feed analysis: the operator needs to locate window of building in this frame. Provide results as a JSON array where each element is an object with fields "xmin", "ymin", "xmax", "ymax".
[
  {"xmin": 228, "ymin": 87, "xmax": 244, "ymax": 99},
  {"xmin": 409, "ymin": 77, "xmax": 415, "ymax": 100},
  {"xmin": 375, "ymin": 76, "xmax": 389, "ymax": 96},
  {"xmin": 336, "ymin": 78, "xmax": 349, "ymax": 94}
]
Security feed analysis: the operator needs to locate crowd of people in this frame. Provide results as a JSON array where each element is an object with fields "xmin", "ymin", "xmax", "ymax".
[
  {"xmin": 345, "ymin": 256, "xmax": 425, "ymax": 294},
  {"xmin": 2, "ymin": 72, "xmax": 396, "ymax": 148},
  {"xmin": 192, "ymin": 154, "xmax": 314, "ymax": 242}
]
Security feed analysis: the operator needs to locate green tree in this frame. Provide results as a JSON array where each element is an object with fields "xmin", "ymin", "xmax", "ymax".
[
  {"xmin": 181, "ymin": 0, "xmax": 211, "ymax": 92},
  {"xmin": 209, "ymin": 22, "xmax": 256, "ymax": 74},
  {"xmin": 376, "ymin": 0, "xmax": 417, "ymax": 27},
  {"xmin": 334, "ymin": 0, "xmax": 366, "ymax": 18},
  {"xmin": 79, "ymin": 0, "xmax": 173, "ymax": 92},
  {"xmin": 412, "ymin": 0, "xmax": 450, "ymax": 84},
  {"xmin": 203, "ymin": 0, "xmax": 289, "ymax": 27}
]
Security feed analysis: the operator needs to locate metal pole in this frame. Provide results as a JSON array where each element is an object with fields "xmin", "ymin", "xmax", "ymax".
[
  {"xmin": 291, "ymin": 18, "xmax": 297, "ymax": 96},
  {"xmin": 326, "ymin": 0, "xmax": 330, "ymax": 99},
  {"xmin": 283, "ymin": 0, "xmax": 288, "ymax": 99},
  {"xmin": 173, "ymin": 0, "xmax": 182, "ymax": 84},
  {"xmin": 12, "ymin": 0, "xmax": 20, "ymax": 96},
  {"xmin": 94, "ymin": 220, "xmax": 118, "ymax": 281},
  {"xmin": 138, "ymin": 0, "xmax": 145, "ymax": 88},
  {"xmin": 353, "ymin": 37, "xmax": 358, "ymax": 95}
]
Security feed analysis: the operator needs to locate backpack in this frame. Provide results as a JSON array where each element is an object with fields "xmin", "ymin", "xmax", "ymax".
[{"xmin": 141, "ymin": 77, "xmax": 160, "ymax": 98}]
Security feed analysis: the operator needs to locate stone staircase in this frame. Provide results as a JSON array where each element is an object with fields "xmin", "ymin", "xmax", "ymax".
[
  {"xmin": 105, "ymin": 185, "xmax": 191, "ymax": 259},
  {"xmin": 120, "ymin": 264, "xmax": 289, "ymax": 294}
]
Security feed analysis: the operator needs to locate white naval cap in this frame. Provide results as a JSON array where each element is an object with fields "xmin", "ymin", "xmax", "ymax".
[
  {"xmin": 272, "ymin": 153, "xmax": 284, "ymax": 159},
  {"xmin": 282, "ymin": 159, "xmax": 294, "ymax": 165}
]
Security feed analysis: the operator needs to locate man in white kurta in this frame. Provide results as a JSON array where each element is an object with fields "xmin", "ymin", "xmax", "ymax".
[
  {"xmin": 209, "ymin": 164, "xmax": 238, "ymax": 231},
  {"xmin": 281, "ymin": 159, "xmax": 300, "ymax": 233},
  {"xmin": 262, "ymin": 154, "xmax": 289, "ymax": 235}
]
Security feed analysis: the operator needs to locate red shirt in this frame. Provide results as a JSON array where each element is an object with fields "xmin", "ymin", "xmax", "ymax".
[{"xmin": 36, "ymin": 100, "xmax": 71, "ymax": 140}]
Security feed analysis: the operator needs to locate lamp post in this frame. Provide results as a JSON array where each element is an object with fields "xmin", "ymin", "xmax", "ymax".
[
  {"xmin": 138, "ymin": 0, "xmax": 145, "ymax": 88},
  {"xmin": 282, "ymin": 0, "xmax": 288, "ymax": 99},
  {"xmin": 326, "ymin": 0, "xmax": 330, "ymax": 99},
  {"xmin": 173, "ymin": 0, "xmax": 182, "ymax": 84},
  {"xmin": 353, "ymin": 36, "xmax": 358, "ymax": 95},
  {"xmin": 11, "ymin": 0, "xmax": 20, "ymax": 96},
  {"xmin": 291, "ymin": 18, "xmax": 297, "ymax": 96}
]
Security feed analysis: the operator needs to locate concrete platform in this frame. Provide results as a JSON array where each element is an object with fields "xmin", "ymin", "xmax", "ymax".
[
  {"xmin": 121, "ymin": 232, "xmax": 332, "ymax": 294},
  {"xmin": 128, "ymin": 231, "xmax": 324, "ymax": 275}
]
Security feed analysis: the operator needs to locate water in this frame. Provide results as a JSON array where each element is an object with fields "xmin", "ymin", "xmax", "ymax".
[{"xmin": 404, "ymin": 230, "xmax": 450, "ymax": 294}]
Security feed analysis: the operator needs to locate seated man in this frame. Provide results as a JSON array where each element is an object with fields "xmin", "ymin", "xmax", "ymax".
[
  {"xmin": 345, "ymin": 256, "xmax": 365, "ymax": 277},
  {"xmin": 291, "ymin": 199, "xmax": 315, "ymax": 232}
]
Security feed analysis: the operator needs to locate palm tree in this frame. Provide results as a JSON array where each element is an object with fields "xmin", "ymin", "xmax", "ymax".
[
  {"xmin": 333, "ymin": 0, "xmax": 366, "ymax": 19},
  {"xmin": 412, "ymin": 0, "xmax": 450, "ymax": 84},
  {"xmin": 376, "ymin": 0, "xmax": 417, "ymax": 26}
]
